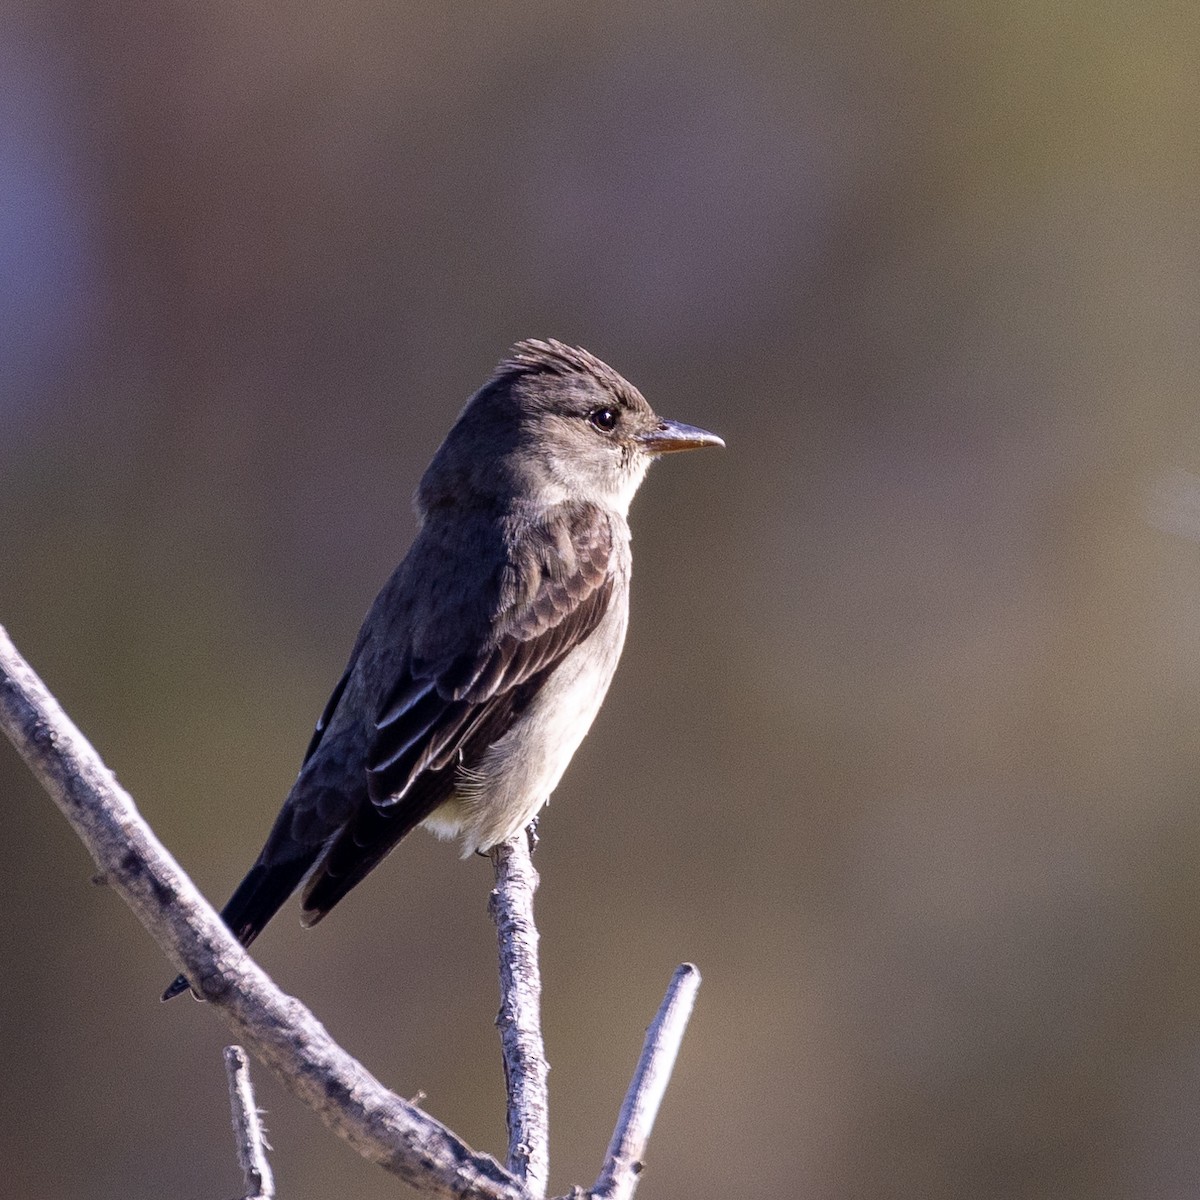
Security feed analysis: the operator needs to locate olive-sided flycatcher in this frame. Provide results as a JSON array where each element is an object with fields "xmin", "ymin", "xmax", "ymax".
[{"xmin": 165, "ymin": 339, "xmax": 722, "ymax": 999}]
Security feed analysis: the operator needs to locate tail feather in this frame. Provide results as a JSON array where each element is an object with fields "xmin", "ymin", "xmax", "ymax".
[
  {"xmin": 299, "ymin": 768, "xmax": 455, "ymax": 925},
  {"xmin": 299, "ymin": 808, "xmax": 416, "ymax": 926}
]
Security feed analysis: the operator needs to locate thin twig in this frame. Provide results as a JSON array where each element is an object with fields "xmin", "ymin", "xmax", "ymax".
[
  {"xmin": 224, "ymin": 1045, "xmax": 275, "ymax": 1200},
  {"xmin": 0, "ymin": 625, "xmax": 526, "ymax": 1200},
  {"xmin": 489, "ymin": 835, "xmax": 551, "ymax": 1199},
  {"xmin": 588, "ymin": 964, "xmax": 701, "ymax": 1200}
]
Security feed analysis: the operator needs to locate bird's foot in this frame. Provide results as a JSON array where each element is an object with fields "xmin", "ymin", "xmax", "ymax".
[{"xmin": 525, "ymin": 815, "xmax": 540, "ymax": 854}]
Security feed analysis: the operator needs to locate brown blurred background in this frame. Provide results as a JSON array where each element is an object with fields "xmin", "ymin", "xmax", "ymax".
[{"xmin": 3, "ymin": 2, "xmax": 1200, "ymax": 1197}]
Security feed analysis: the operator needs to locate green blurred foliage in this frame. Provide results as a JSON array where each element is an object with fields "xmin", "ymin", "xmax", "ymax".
[{"xmin": 4, "ymin": 2, "xmax": 1200, "ymax": 1197}]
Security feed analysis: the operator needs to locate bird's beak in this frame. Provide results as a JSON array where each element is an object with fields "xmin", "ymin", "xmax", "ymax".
[{"xmin": 638, "ymin": 419, "xmax": 725, "ymax": 454}]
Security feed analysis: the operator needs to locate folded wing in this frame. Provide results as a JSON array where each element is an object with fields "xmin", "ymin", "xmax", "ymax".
[{"xmin": 298, "ymin": 500, "xmax": 616, "ymax": 921}]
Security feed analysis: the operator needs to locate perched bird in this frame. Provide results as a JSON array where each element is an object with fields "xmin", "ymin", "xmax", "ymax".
[{"xmin": 164, "ymin": 339, "xmax": 722, "ymax": 1000}]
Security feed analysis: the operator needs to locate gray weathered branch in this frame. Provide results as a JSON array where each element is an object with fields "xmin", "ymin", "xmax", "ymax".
[
  {"xmin": 489, "ymin": 836, "xmax": 550, "ymax": 1199},
  {"xmin": 587, "ymin": 964, "xmax": 701, "ymax": 1200},
  {"xmin": 2, "ymin": 622, "xmax": 700, "ymax": 1199},
  {"xmin": 224, "ymin": 1045, "xmax": 275, "ymax": 1200},
  {"xmin": 0, "ymin": 624, "xmax": 525, "ymax": 1200}
]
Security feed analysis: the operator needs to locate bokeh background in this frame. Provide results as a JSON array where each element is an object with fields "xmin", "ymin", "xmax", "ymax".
[{"xmin": 4, "ymin": 2, "xmax": 1200, "ymax": 1197}]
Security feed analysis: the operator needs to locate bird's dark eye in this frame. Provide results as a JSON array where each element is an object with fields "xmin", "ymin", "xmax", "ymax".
[{"xmin": 588, "ymin": 407, "xmax": 618, "ymax": 432}]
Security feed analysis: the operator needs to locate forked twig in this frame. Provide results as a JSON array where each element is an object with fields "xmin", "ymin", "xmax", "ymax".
[
  {"xmin": 1, "ymin": 623, "xmax": 700, "ymax": 1199},
  {"xmin": 588, "ymin": 964, "xmax": 701, "ymax": 1200}
]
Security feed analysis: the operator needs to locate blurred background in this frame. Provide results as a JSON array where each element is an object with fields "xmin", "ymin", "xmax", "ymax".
[{"xmin": 3, "ymin": 1, "xmax": 1200, "ymax": 1197}]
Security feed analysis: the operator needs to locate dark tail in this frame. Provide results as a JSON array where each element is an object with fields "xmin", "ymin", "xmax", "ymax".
[
  {"xmin": 298, "ymin": 767, "xmax": 455, "ymax": 927},
  {"xmin": 160, "ymin": 851, "xmax": 318, "ymax": 1001}
]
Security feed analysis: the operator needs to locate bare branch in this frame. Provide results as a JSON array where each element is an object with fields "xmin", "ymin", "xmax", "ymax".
[
  {"xmin": 488, "ymin": 835, "xmax": 550, "ymax": 1199},
  {"xmin": 587, "ymin": 964, "xmax": 701, "ymax": 1200},
  {"xmin": 0, "ymin": 625, "xmax": 526, "ymax": 1200},
  {"xmin": 224, "ymin": 1045, "xmax": 275, "ymax": 1200}
]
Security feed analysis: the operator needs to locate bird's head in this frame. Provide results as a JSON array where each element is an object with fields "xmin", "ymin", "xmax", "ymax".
[{"xmin": 419, "ymin": 339, "xmax": 724, "ymax": 518}]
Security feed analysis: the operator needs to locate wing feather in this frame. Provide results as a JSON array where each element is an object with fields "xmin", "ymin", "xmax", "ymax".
[
  {"xmin": 298, "ymin": 501, "xmax": 618, "ymax": 922},
  {"xmin": 367, "ymin": 505, "xmax": 614, "ymax": 806}
]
